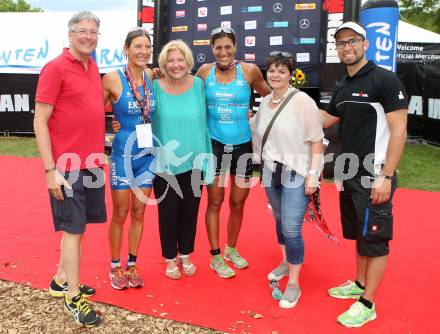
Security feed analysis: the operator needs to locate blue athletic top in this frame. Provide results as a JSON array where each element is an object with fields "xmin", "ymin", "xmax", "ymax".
[
  {"xmin": 111, "ymin": 69, "xmax": 155, "ymax": 157},
  {"xmin": 205, "ymin": 63, "xmax": 252, "ymax": 145}
]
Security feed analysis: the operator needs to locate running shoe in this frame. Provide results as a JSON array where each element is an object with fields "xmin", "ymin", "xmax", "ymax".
[
  {"xmin": 328, "ymin": 280, "xmax": 364, "ymax": 299},
  {"xmin": 126, "ymin": 265, "xmax": 144, "ymax": 288},
  {"xmin": 210, "ymin": 254, "xmax": 236, "ymax": 278},
  {"xmin": 337, "ymin": 301, "xmax": 377, "ymax": 327},
  {"xmin": 49, "ymin": 278, "xmax": 95, "ymax": 298},
  {"xmin": 224, "ymin": 245, "xmax": 248, "ymax": 269},
  {"xmin": 64, "ymin": 292, "xmax": 101, "ymax": 327},
  {"xmin": 109, "ymin": 266, "xmax": 129, "ymax": 290}
]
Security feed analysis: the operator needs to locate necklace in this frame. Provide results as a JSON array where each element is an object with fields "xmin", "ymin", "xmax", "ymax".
[
  {"xmin": 123, "ymin": 66, "xmax": 151, "ymax": 123},
  {"xmin": 216, "ymin": 60, "xmax": 238, "ymax": 71},
  {"xmin": 271, "ymin": 86, "xmax": 293, "ymax": 104}
]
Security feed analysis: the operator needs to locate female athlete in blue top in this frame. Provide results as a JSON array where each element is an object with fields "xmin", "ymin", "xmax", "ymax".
[
  {"xmin": 102, "ymin": 28, "xmax": 155, "ymax": 290},
  {"xmin": 196, "ymin": 27, "xmax": 271, "ymax": 278}
]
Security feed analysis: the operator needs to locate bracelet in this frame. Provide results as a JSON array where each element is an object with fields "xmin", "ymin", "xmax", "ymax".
[
  {"xmin": 378, "ymin": 174, "xmax": 393, "ymax": 181},
  {"xmin": 45, "ymin": 167, "xmax": 56, "ymax": 174}
]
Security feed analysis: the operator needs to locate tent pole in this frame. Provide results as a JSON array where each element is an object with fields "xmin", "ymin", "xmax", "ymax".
[{"xmin": 344, "ymin": 0, "xmax": 362, "ymax": 22}]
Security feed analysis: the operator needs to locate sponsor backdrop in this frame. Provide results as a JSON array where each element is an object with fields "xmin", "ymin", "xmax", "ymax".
[
  {"xmin": 0, "ymin": 74, "xmax": 37, "ymax": 133},
  {"xmin": 0, "ymin": 10, "xmax": 137, "ymax": 134},
  {"xmin": 164, "ymin": 0, "xmax": 322, "ymax": 88},
  {"xmin": 398, "ymin": 62, "xmax": 440, "ymax": 144}
]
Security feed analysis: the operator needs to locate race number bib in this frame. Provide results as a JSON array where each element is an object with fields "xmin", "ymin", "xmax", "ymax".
[{"xmin": 135, "ymin": 123, "xmax": 153, "ymax": 148}]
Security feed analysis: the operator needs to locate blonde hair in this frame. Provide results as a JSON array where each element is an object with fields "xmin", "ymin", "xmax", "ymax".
[{"xmin": 158, "ymin": 39, "xmax": 194, "ymax": 75}]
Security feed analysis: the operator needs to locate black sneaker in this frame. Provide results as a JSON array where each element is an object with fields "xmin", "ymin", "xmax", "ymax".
[
  {"xmin": 64, "ymin": 293, "xmax": 101, "ymax": 327},
  {"xmin": 49, "ymin": 278, "xmax": 96, "ymax": 298}
]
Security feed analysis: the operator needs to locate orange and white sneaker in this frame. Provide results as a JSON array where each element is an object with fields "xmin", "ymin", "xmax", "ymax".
[
  {"xmin": 126, "ymin": 265, "xmax": 144, "ymax": 288},
  {"xmin": 109, "ymin": 266, "xmax": 129, "ymax": 290}
]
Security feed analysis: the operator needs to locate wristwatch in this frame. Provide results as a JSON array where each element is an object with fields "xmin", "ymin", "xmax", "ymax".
[
  {"xmin": 378, "ymin": 174, "xmax": 393, "ymax": 181},
  {"xmin": 308, "ymin": 169, "xmax": 321, "ymax": 177}
]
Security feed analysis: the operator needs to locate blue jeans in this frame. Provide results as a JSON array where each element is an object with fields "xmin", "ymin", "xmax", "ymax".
[{"xmin": 264, "ymin": 165, "xmax": 309, "ymax": 265}]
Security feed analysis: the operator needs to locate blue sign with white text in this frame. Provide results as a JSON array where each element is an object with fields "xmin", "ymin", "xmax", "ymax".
[{"xmin": 360, "ymin": 5, "xmax": 399, "ymax": 72}]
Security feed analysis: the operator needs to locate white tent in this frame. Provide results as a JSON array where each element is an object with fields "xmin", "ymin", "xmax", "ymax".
[{"xmin": 398, "ymin": 20, "xmax": 440, "ymax": 43}]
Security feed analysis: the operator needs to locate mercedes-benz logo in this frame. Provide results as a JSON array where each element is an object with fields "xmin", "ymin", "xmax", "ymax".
[
  {"xmin": 299, "ymin": 18, "xmax": 310, "ymax": 29},
  {"xmin": 196, "ymin": 53, "xmax": 206, "ymax": 63},
  {"xmin": 273, "ymin": 3, "xmax": 283, "ymax": 13}
]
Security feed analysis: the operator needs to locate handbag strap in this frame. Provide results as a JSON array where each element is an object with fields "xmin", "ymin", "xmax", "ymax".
[{"xmin": 260, "ymin": 89, "xmax": 299, "ymax": 158}]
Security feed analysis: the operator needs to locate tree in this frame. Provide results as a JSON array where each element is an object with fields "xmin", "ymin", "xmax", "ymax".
[
  {"xmin": 400, "ymin": 0, "xmax": 440, "ymax": 33},
  {"xmin": 0, "ymin": 0, "xmax": 42, "ymax": 12}
]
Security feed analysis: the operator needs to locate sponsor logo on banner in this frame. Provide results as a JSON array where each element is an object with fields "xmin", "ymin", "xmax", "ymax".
[
  {"xmin": 299, "ymin": 18, "xmax": 310, "ymax": 29},
  {"xmin": 245, "ymin": 36, "xmax": 256, "ymax": 47},
  {"xmin": 300, "ymin": 38, "xmax": 316, "ymax": 44},
  {"xmin": 172, "ymin": 26, "xmax": 188, "ymax": 32},
  {"xmin": 221, "ymin": 5, "xmax": 232, "ymax": 15},
  {"xmin": 325, "ymin": 0, "xmax": 344, "ymax": 64},
  {"xmin": 193, "ymin": 39, "xmax": 210, "ymax": 46},
  {"xmin": 176, "ymin": 0, "xmax": 185, "ymax": 4},
  {"xmin": 245, "ymin": 20, "xmax": 257, "ymax": 30},
  {"xmin": 198, "ymin": 7, "xmax": 208, "ymax": 17},
  {"xmin": 296, "ymin": 53, "xmax": 310, "ymax": 62},
  {"xmin": 221, "ymin": 21, "xmax": 231, "ymax": 28},
  {"xmin": 197, "ymin": 23, "xmax": 208, "ymax": 31},
  {"xmin": 266, "ymin": 21, "xmax": 289, "ymax": 28},
  {"xmin": 273, "ymin": 3, "xmax": 283, "ymax": 13},
  {"xmin": 244, "ymin": 53, "xmax": 256, "ymax": 61},
  {"xmin": 270, "ymin": 36, "xmax": 283, "ymax": 46},
  {"xmin": 176, "ymin": 10, "xmax": 185, "ymax": 18},
  {"xmin": 241, "ymin": 6, "xmax": 263, "ymax": 13},
  {"xmin": 295, "ymin": 3, "xmax": 316, "ymax": 10},
  {"xmin": 196, "ymin": 53, "xmax": 206, "ymax": 63},
  {"xmin": 0, "ymin": 94, "xmax": 30, "ymax": 112}
]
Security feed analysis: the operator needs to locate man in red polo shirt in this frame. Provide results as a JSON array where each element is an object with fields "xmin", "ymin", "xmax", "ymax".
[{"xmin": 34, "ymin": 11, "xmax": 106, "ymax": 328}]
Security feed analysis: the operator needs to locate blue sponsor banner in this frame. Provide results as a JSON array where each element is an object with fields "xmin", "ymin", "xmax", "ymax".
[
  {"xmin": 166, "ymin": 0, "xmax": 322, "ymax": 87},
  {"xmin": 360, "ymin": 6, "xmax": 399, "ymax": 72}
]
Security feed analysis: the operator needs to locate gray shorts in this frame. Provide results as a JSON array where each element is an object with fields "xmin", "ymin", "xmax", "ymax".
[{"xmin": 49, "ymin": 168, "xmax": 107, "ymax": 234}]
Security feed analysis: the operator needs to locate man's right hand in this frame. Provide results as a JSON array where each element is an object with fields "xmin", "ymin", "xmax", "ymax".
[
  {"xmin": 46, "ymin": 169, "xmax": 72, "ymax": 201},
  {"xmin": 112, "ymin": 119, "xmax": 121, "ymax": 133}
]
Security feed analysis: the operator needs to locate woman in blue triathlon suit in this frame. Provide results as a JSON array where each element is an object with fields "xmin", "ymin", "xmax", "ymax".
[
  {"xmin": 102, "ymin": 28, "xmax": 155, "ymax": 290},
  {"xmin": 196, "ymin": 27, "xmax": 271, "ymax": 278}
]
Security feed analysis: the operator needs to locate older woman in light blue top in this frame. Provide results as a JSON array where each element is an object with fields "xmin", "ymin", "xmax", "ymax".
[{"xmin": 152, "ymin": 39, "xmax": 213, "ymax": 279}]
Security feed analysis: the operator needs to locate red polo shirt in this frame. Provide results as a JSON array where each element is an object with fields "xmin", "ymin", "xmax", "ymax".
[{"xmin": 36, "ymin": 48, "xmax": 105, "ymax": 171}]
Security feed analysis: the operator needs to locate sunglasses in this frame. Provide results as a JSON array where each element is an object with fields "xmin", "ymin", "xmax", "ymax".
[
  {"xmin": 128, "ymin": 27, "xmax": 149, "ymax": 34},
  {"xmin": 269, "ymin": 51, "xmax": 293, "ymax": 58},
  {"xmin": 211, "ymin": 27, "xmax": 236, "ymax": 36}
]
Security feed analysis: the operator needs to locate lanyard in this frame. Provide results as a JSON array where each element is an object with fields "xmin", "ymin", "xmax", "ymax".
[{"xmin": 123, "ymin": 66, "xmax": 151, "ymax": 123}]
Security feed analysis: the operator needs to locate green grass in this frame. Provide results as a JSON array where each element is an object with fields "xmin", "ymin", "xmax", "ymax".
[
  {"xmin": 1, "ymin": 137, "xmax": 439, "ymax": 191},
  {"xmin": 397, "ymin": 143, "xmax": 440, "ymax": 192},
  {"xmin": 0, "ymin": 136, "xmax": 39, "ymax": 157}
]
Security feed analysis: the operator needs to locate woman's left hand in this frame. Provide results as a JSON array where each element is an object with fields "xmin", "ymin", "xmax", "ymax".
[{"xmin": 305, "ymin": 175, "xmax": 319, "ymax": 195}]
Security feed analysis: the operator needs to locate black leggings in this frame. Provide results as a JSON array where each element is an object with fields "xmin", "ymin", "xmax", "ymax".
[{"xmin": 153, "ymin": 170, "xmax": 203, "ymax": 259}]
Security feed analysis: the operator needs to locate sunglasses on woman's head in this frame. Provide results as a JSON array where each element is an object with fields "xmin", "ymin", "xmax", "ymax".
[
  {"xmin": 211, "ymin": 27, "xmax": 235, "ymax": 36},
  {"xmin": 128, "ymin": 27, "xmax": 149, "ymax": 34},
  {"xmin": 269, "ymin": 51, "xmax": 293, "ymax": 58}
]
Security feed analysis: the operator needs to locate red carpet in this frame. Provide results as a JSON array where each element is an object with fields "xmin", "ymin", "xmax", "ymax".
[{"xmin": 1, "ymin": 156, "xmax": 439, "ymax": 333}]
